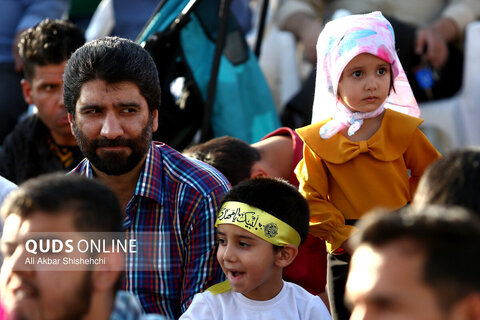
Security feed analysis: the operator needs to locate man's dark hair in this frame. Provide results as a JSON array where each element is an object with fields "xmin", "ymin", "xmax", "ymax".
[
  {"xmin": 1, "ymin": 173, "xmax": 123, "ymax": 233},
  {"xmin": 18, "ymin": 19, "xmax": 85, "ymax": 80},
  {"xmin": 414, "ymin": 148, "xmax": 480, "ymax": 213},
  {"xmin": 183, "ymin": 136, "xmax": 260, "ymax": 186},
  {"xmin": 220, "ymin": 177, "xmax": 310, "ymax": 243},
  {"xmin": 350, "ymin": 205, "xmax": 480, "ymax": 311},
  {"xmin": 63, "ymin": 37, "xmax": 161, "ymax": 116}
]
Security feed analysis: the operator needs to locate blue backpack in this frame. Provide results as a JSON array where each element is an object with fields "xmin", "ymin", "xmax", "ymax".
[{"xmin": 137, "ymin": 0, "xmax": 279, "ymax": 150}]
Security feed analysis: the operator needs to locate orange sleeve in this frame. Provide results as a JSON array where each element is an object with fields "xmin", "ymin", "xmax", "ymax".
[
  {"xmin": 295, "ymin": 144, "xmax": 356, "ymax": 253},
  {"xmin": 404, "ymin": 128, "xmax": 442, "ymax": 196}
]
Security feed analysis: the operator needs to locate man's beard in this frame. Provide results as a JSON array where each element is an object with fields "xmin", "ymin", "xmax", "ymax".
[
  {"xmin": 73, "ymin": 119, "xmax": 153, "ymax": 176},
  {"xmin": 56, "ymin": 271, "xmax": 93, "ymax": 320},
  {"xmin": 7, "ymin": 271, "xmax": 93, "ymax": 320}
]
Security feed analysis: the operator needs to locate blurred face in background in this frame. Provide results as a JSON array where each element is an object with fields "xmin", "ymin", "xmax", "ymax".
[{"xmin": 21, "ymin": 62, "xmax": 77, "ymax": 146}]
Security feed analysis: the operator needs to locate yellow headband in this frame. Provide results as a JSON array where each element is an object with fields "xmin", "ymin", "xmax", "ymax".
[{"xmin": 215, "ymin": 201, "xmax": 301, "ymax": 247}]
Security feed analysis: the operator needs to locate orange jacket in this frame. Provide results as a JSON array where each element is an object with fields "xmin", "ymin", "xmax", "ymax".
[{"xmin": 296, "ymin": 109, "xmax": 441, "ymax": 252}]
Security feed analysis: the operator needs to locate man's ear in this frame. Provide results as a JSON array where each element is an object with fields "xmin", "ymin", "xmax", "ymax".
[
  {"xmin": 67, "ymin": 113, "xmax": 75, "ymax": 136},
  {"xmin": 152, "ymin": 109, "xmax": 158, "ymax": 133},
  {"xmin": 91, "ymin": 251, "xmax": 123, "ymax": 292},
  {"xmin": 274, "ymin": 244, "xmax": 298, "ymax": 268},
  {"xmin": 20, "ymin": 79, "xmax": 33, "ymax": 105},
  {"xmin": 452, "ymin": 293, "xmax": 480, "ymax": 320}
]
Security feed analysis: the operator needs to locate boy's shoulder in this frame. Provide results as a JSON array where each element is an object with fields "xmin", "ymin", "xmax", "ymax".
[
  {"xmin": 183, "ymin": 281, "xmax": 331, "ymax": 320},
  {"xmin": 277, "ymin": 282, "xmax": 332, "ymax": 319},
  {"xmin": 281, "ymin": 281, "xmax": 329, "ymax": 309}
]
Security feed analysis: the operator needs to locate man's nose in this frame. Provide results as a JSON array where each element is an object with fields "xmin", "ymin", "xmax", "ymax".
[{"xmin": 100, "ymin": 112, "xmax": 124, "ymax": 140}]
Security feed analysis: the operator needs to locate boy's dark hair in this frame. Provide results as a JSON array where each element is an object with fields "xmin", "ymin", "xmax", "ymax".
[
  {"xmin": 1, "ymin": 173, "xmax": 123, "ymax": 233},
  {"xmin": 220, "ymin": 177, "xmax": 310, "ymax": 243},
  {"xmin": 18, "ymin": 19, "xmax": 85, "ymax": 80},
  {"xmin": 350, "ymin": 205, "xmax": 480, "ymax": 311},
  {"xmin": 183, "ymin": 136, "xmax": 260, "ymax": 186},
  {"xmin": 63, "ymin": 36, "xmax": 161, "ymax": 116},
  {"xmin": 414, "ymin": 148, "xmax": 480, "ymax": 213}
]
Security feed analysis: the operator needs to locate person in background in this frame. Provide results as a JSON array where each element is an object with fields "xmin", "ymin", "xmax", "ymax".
[
  {"xmin": 0, "ymin": 173, "xmax": 167, "ymax": 320},
  {"xmin": 64, "ymin": 36, "xmax": 230, "ymax": 319},
  {"xmin": 183, "ymin": 128, "xmax": 301, "ymax": 188},
  {"xmin": 346, "ymin": 205, "xmax": 480, "ymax": 320},
  {"xmin": 413, "ymin": 147, "xmax": 480, "ymax": 213},
  {"xmin": 0, "ymin": 19, "xmax": 85, "ymax": 184},
  {"xmin": 277, "ymin": 0, "xmax": 480, "ymax": 127},
  {"xmin": 0, "ymin": 0, "xmax": 68, "ymax": 144}
]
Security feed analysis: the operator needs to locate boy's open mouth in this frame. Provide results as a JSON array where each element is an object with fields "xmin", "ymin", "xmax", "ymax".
[{"xmin": 229, "ymin": 270, "xmax": 244, "ymax": 278}]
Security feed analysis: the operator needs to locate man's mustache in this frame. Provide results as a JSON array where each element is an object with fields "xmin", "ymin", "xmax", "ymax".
[{"xmin": 91, "ymin": 137, "xmax": 134, "ymax": 148}]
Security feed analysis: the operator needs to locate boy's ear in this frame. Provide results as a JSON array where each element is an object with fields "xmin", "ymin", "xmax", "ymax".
[{"xmin": 275, "ymin": 244, "xmax": 298, "ymax": 268}]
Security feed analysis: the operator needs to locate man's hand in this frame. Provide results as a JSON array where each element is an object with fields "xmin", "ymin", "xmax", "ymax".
[{"xmin": 415, "ymin": 17, "xmax": 458, "ymax": 70}]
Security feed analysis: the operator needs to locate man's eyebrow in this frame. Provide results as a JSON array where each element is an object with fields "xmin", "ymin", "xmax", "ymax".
[
  {"xmin": 116, "ymin": 102, "xmax": 141, "ymax": 108},
  {"xmin": 39, "ymin": 82, "xmax": 61, "ymax": 86},
  {"xmin": 78, "ymin": 104, "xmax": 103, "ymax": 111}
]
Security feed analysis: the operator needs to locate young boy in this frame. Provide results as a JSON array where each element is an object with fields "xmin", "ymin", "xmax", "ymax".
[{"xmin": 180, "ymin": 177, "xmax": 331, "ymax": 319}]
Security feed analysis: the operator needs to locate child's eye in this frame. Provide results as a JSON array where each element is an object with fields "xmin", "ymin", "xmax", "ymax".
[
  {"xmin": 377, "ymin": 67, "xmax": 387, "ymax": 75},
  {"xmin": 239, "ymin": 241, "xmax": 250, "ymax": 248},
  {"xmin": 217, "ymin": 238, "xmax": 226, "ymax": 245},
  {"xmin": 352, "ymin": 70, "xmax": 362, "ymax": 78}
]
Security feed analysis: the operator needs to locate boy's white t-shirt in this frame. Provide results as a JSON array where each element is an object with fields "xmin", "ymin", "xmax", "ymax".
[{"xmin": 180, "ymin": 280, "xmax": 331, "ymax": 320}]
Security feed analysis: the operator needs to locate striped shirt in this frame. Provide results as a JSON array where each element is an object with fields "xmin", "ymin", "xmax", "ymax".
[
  {"xmin": 110, "ymin": 291, "xmax": 167, "ymax": 320},
  {"xmin": 71, "ymin": 142, "xmax": 230, "ymax": 319}
]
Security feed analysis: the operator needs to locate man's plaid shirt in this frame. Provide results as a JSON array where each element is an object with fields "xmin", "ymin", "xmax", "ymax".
[{"xmin": 71, "ymin": 142, "xmax": 229, "ymax": 319}]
